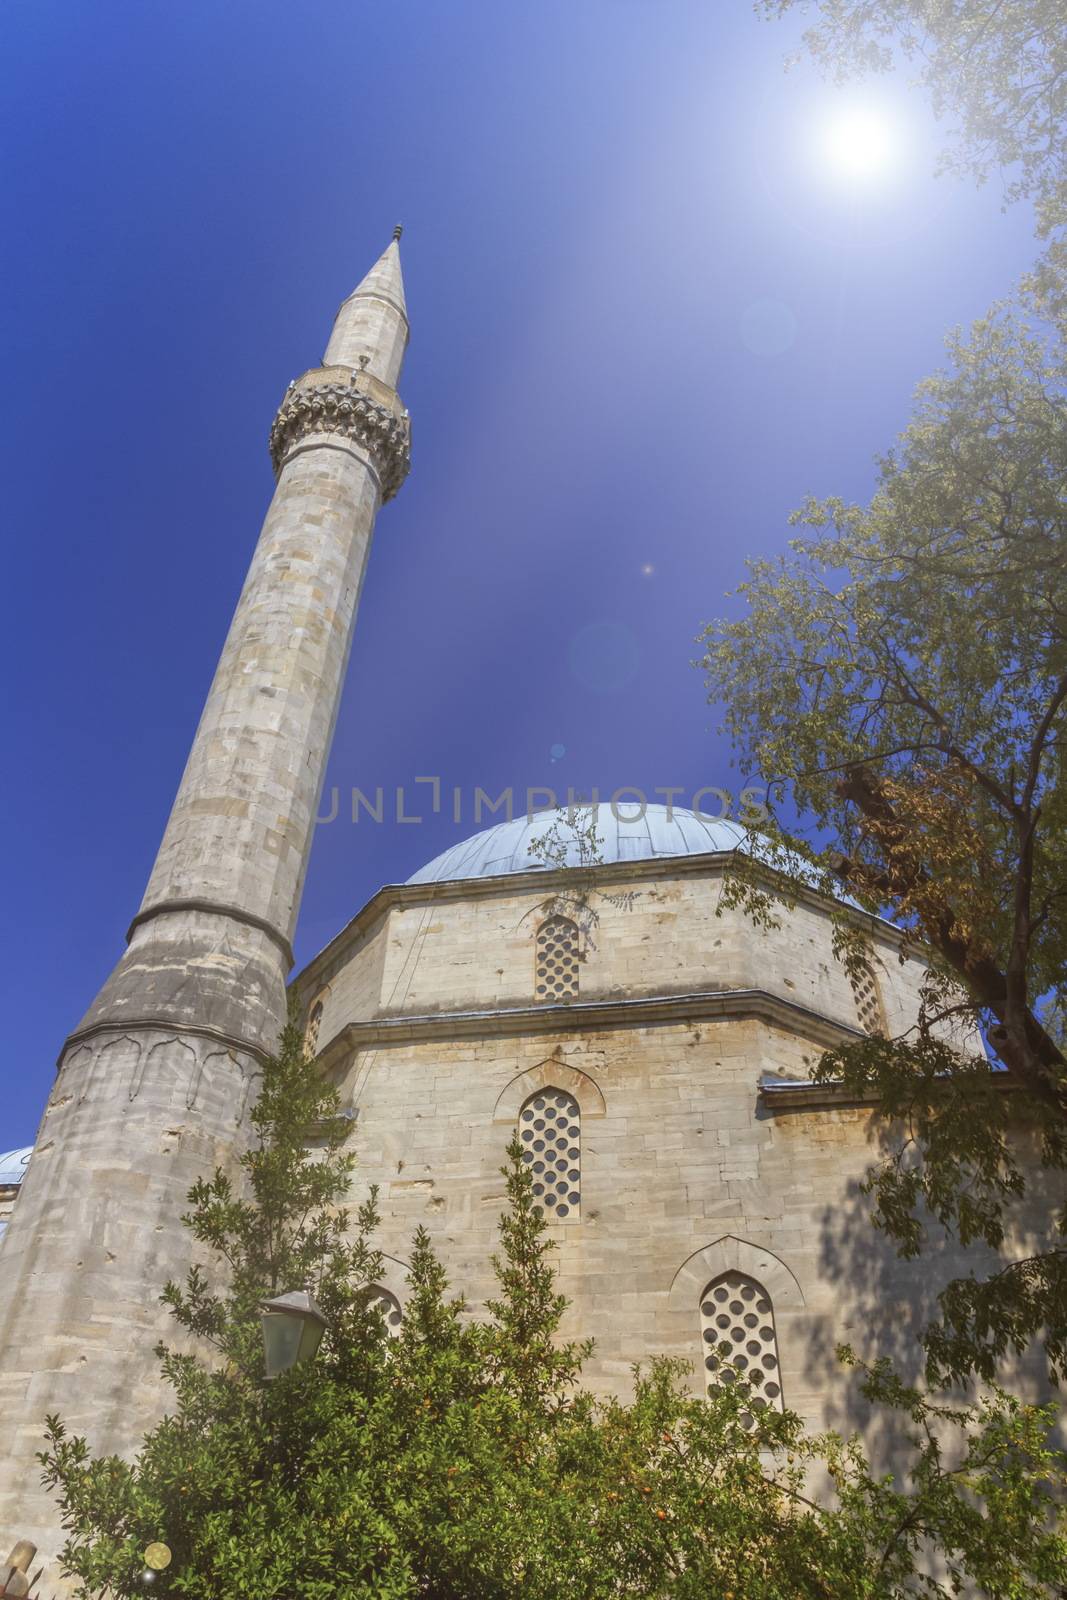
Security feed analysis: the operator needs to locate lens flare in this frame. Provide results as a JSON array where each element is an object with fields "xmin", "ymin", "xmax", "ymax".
[{"xmin": 817, "ymin": 103, "xmax": 896, "ymax": 182}]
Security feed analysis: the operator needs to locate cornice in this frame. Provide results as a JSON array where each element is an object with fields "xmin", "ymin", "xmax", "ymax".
[
  {"xmin": 318, "ymin": 985, "xmax": 864, "ymax": 1065},
  {"xmin": 127, "ymin": 897, "xmax": 294, "ymax": 969},
  {"xmin": 269, "ymin": 382, "xmax": 411, "ymax": 499},
  {"xmin": 757, "ymin": 1080, "xmax": 883, "ymax": 1111},
  {"xmin": 758, "ymin": 1070, "xmax": 1016, "ymax": 1112}
]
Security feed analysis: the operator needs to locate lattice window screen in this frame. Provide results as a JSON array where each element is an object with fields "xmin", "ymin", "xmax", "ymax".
[
  {"xmin": 535, "ymin": 916, "xmax": 580, "ymax": 1002},
  {"xmin": 304, "ymin": 1000, "xmax": 324, "ymax": 1055},
  {"xmin": 366, "ymin": 1286, "xmax": 403, "ymax": 1337},
  {"xmin": 850, "ymin": 957, "xmax": 886, "ymax": 1036},
  {"xmin": 700, "ymin": 1271, "xmax": 783, "ymax": 1425},
  {"xmin": 519, "ymin": 1089, "xmax": 581, "ymax": 1222}
]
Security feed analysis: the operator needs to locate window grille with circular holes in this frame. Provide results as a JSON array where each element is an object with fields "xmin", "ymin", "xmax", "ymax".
[
  {"xmin": 304, "ymin": 999, "xmax": 324, "ymax": 1055},
  {"xmin": 850, "ymin": 959, "xmax": 886, "ymax": 1036},
  {"xmin": 534, "ymin": 916, "xmax": 580, "ymax": 1003},
  {"xmin": 366, "ymin": 1286, "xmax": 403, "ymax": 1337},
  {"xmin": 519, "ymin": 1089, "xmax": 580, "ymax": 1222},
  {"xmin": 700, "ymin": 1271, "xmax": 783, "ymax": 1425}
]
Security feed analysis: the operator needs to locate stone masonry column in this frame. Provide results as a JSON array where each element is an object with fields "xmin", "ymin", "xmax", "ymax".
[{"xmin": 0, "ymin": 236, "xmax": 410, "ymax": 1565}]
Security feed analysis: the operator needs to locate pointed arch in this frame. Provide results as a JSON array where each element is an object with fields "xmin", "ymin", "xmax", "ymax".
[
  {"xmin": 493, "ymin": 1061, "xmax": 606, "ymax": 1124},
  {"xmin": 129, "ymin": 1036, "xmax": 196, "ymax": 1105},
  {"xmin": 199, "ymin": 1050, "xmax": 255, "ymax": 1122},
  {"xmin": 668, "ymin": 1236, "xmax": 805, "ymax": 1313},
  {"xmin": 69, "ymin": 1038, "xmax": 136, "ymax": 1108},
  {"xmin": 364, "ymin": 1285, "xmax": 404, "ymax": 1337},
  {"xmin": 359, "ymin": 1252, "xmax": 409, "ymax": 1336}
]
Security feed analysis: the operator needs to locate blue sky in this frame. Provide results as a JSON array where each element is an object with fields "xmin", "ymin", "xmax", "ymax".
[{"xmin": 2, "ymin": 0, "xmax": 1038, "ymax": 1144}]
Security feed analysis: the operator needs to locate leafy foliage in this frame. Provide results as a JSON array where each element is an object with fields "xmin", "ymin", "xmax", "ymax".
[
  {"xmin": 40, "ymin": 1021, "xmax": 1067, "ymax": 1596},
  {"xmin": 527, "ymin": 802, "xmax": 605, "ymax": 875},
  {"xmin": 527, "ymin": 800, "xmax": 606, "ymax": 946},
  {"xmin": 700, "ymin": 298, "xmax": 1067, "ymax": 1381}
]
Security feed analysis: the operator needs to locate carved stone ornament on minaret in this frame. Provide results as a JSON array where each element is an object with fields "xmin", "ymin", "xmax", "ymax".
[
  {"xmin": 268, "ymin": 370, "xmax": 411, "ymax": 499},
  {"xmin": 0, "ymin": 237, "xmax": 411, "ymax": 1571}
]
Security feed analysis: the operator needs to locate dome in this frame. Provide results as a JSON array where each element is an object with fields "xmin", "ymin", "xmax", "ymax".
[
  {"xmin": 406, "ymin": 803, "xmax": 751, "ymax": 886},
  {"xmin": 0, "ymin": 1147, "xmax": 31, "ymax": 1187}
]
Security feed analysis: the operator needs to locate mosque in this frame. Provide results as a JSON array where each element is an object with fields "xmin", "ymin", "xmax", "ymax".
[{"xmin": 0, "ymin": 237, "xmax": 1034, "ymax": 1574}]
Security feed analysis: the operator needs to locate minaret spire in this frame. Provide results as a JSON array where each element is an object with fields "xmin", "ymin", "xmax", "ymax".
[
  {"xmin": 323, "ymin": 232, "xmax": 408, "ymax": 388},
  {"xmin": 0, "ymin": 240, "xmax": 412, "ymax": 1569}
]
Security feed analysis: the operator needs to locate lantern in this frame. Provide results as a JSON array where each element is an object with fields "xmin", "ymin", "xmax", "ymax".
[{"xmin": 258, "ymin": 1288, "xmax": 327, "ymax": 1378}]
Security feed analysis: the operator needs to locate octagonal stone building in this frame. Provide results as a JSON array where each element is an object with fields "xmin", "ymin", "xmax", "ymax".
[{"xmin": 290, "ymin": 801, "xmax": 995, "ymax": 1432}]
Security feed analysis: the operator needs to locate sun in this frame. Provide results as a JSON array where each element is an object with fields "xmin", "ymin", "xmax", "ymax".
[{"xmin": 816, "ymin": 101, "xmax": 897, "ymax": 183}]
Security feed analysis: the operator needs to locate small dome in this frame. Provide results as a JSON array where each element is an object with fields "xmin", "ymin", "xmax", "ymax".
[
  {"xmin": 407, "ymin": 803, "xmax": 751, "ymax": 886},
  {"xmin": 0, "ymin": 1147, "xmax": 31, "ymax": 1187}
]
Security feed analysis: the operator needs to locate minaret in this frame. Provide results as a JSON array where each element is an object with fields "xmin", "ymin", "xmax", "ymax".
[{"xmin": 0, "ymin": 235, "xmax": 410, "ymax": 1560}]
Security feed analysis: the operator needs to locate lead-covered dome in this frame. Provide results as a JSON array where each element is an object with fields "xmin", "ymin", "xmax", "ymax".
[
  {"xmin": 406, "ymin": 803, "xmax": 750, "ymax": 886},
  {"xmin": 0, "ymin": 1147, "xmax": 31, "ymax": 1187}
]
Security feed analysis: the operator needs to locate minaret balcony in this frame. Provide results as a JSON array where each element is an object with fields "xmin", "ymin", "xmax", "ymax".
[
  {"xmin": 269, "ymin": 363, "xmax": 411, "ymax": 498},
  {"xmin": 285, "ymin": 362, "xmax": 407, "ymax": 416}
]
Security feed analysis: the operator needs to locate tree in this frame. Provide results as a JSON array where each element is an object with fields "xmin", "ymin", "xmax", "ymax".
[
  {"xmin": 699, "ymin": 294, "xmax": 1067, "ymax": 1383},
  {"xmin": 39, "ymin": 1014, "xmax": 1067, "ymax": 1596}
]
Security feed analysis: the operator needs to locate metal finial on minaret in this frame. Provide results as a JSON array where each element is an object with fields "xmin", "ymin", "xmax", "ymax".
[{"xmin": 392, "ymin": 223, "xmax": 403, "ymax": 241}]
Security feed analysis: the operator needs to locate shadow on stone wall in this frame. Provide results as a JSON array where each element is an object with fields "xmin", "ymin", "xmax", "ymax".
[{"xmin": 799, "ymin": 1114, "xmax": 1061, "ymax": 1473}]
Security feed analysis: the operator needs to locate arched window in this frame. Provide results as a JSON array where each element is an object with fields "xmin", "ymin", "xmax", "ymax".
[
  {"xmin": 850, "ymin": 955, "xmax": 886, "ymax": 1036},
  {"xmin": 700, "ymin": 1271, "xmax": 783, "ymax": 1422},
  {"xmin": 535, "ymin": 915, "xmax": 579, "ymax": 1003},
  {"xmin": 365, "ymin": 1285, "xmax": 403, "ymax": 1337},
  {"xmin": 518, "ymin": 1088, "xmax": 581, "ymax": 1222},
  {"xmin": 304, "ymin": 999, "xmax": 325, "ymax": 1056}
]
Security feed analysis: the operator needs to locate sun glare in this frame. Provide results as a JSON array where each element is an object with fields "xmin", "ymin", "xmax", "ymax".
[{"xmin": 817, "ymin": 102, "xmax": 897, "ymax": 183}]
